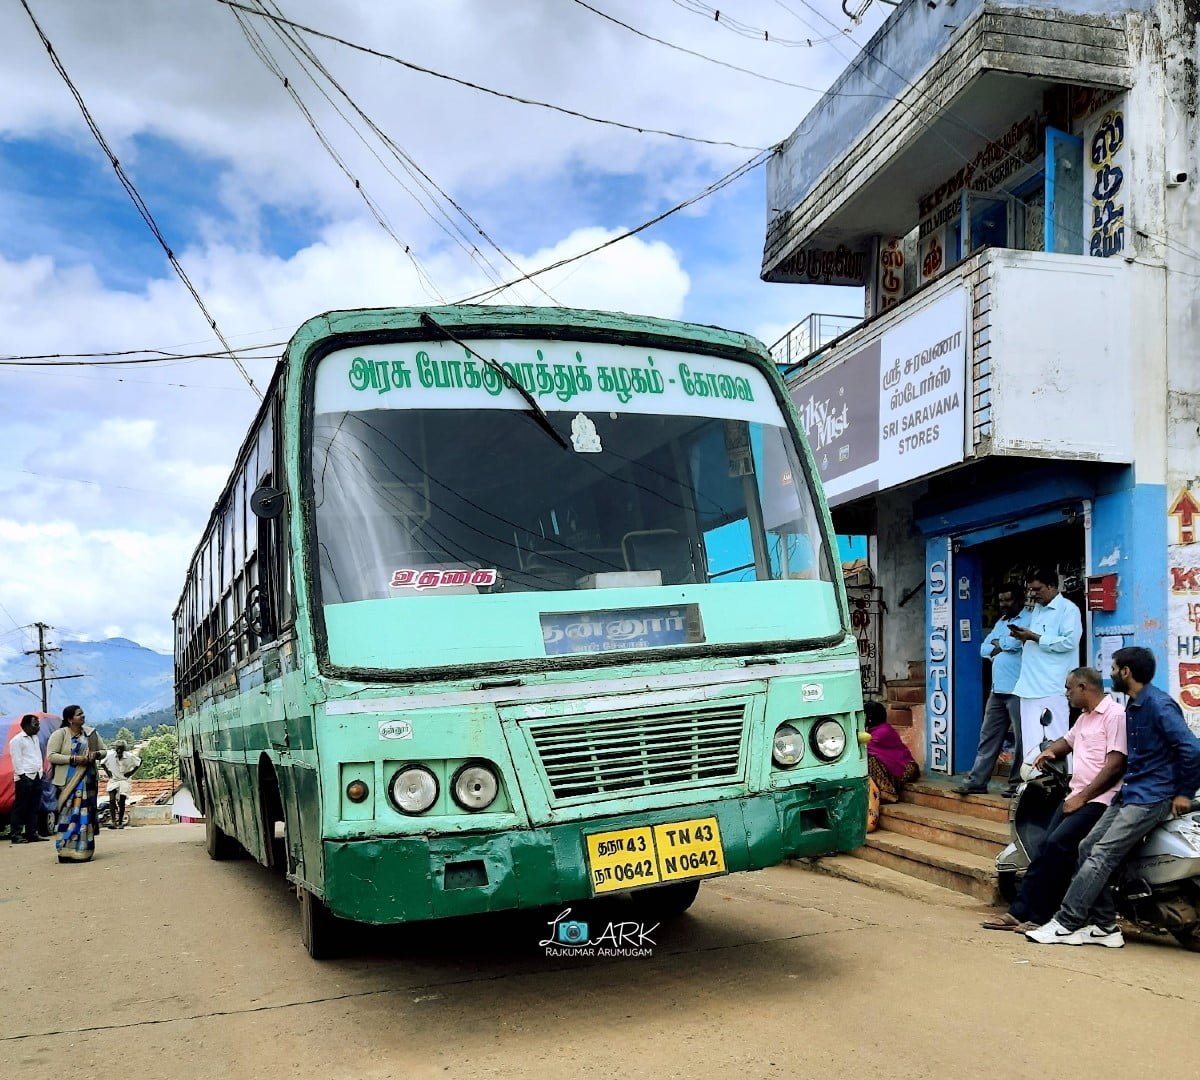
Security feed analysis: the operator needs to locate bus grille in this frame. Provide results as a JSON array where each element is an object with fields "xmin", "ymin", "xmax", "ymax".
[{"xmin": 526, "ymin": 702, "xmax": 747, "ymax": 802}]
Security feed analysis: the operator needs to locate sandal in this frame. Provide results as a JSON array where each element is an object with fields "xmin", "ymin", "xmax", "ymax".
[{"xmin": 980, "ymin": 914, "xmax": 1022, "ymax": 931}]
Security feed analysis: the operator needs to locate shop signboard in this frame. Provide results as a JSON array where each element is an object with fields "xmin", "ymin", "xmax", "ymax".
[
  {"xmin": 1168, "ymin": 486, "xmax": 1200, "ymax": 736},
  {"xmin": 1082, "ymin": 99, "xmax": 1129, "ymax": 259},
  {"xmin": 926, "ymin": 537, "xmax": 954, "ymax": 774},
  {"xmin": 790, "ymin": 287, "xmax": 968, "ymax": 507},
  {"xmin": 773, "ymin": 243, "xmax": 869, "ymax": 286}
]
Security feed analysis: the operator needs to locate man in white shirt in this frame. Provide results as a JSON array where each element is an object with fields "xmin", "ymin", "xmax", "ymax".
[
  {"xmin": 1009, "ymin": 566, "xmax": 1083, "ymax": 767},
  {"xmin": 102, "ymin": 742, "xmax": 141, "ymax": 830},
  {"xmin": 8, "ymin": 715, "xmax": 48, "ymax": 845}
]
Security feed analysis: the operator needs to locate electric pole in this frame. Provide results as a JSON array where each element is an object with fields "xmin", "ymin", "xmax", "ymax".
[
  {"xmin": 28, "ymin": 622, "xmax": 59, "ymax": 712},
  {"xmin": 0, "ymin": 622, "xmax": 86, "ymax": 712}
]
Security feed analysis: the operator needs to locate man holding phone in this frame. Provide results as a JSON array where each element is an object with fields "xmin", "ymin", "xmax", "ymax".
[
  {"xmin": 955, "ymin": 584, "xmax": 1029, "ymax": 795},
  {"xmin": 1009, "ymin": 566, "xmax": 1082, "ymax": 769}
]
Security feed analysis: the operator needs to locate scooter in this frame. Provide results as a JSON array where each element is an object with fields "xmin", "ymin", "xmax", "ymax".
[{"xmin": 997, "ymin": 759, "xmax": 1200, "ymax": 951}]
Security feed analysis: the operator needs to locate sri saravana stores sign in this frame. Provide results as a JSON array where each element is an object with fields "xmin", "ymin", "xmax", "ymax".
[{"xmin": 789, "ymin": 288, "xmax": 968, "ymax": 506}]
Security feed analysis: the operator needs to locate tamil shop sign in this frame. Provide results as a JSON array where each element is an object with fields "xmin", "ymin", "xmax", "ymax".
[
  {"xmin": 925, "ymin": 539, "xmax": 954, "ymax": 774},
  {"xmin": 773, "ymin": 243, "xmax": 869, "ymax": 286},
  {"xmin": 789, "ymin": 287, "xmax": 968, "ymax": 507},
  {"xmin": 917, "ymin": 112, "xmax": 1041, "ymax": 235}
]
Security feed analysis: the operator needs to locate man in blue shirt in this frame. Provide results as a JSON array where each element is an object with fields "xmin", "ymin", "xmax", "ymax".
[
  {"xmin": 1010, "ymin": 567, "xmax": 1083, "ymax": 771},
  {"xmin": 1027, "ymin": 646, "xmax": 1200, "ymax": 948},
  {"xmin": 955, "ymin": 584, "xmax": 1029, "ymax": 795}
]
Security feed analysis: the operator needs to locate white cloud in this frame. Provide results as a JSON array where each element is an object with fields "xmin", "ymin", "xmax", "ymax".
[
  {"xmin": 0, "ymin": 219, "xmax": 693, "ymax": 643},
  {"xmin": 0, "ymin": 0, "xmax": 889, "ymax": 649},
  {"xmin": 0, "ymin": 519, "xmax": 189, "ymax": 651}
]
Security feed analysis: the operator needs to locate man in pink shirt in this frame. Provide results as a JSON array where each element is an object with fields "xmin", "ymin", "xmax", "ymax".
[{"xmin": 982, "ymin": 667, "xmax": 1127, "ymax": 932}]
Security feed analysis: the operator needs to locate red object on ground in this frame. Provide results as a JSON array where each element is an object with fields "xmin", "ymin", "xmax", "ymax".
[{"xmin": 0, "ymin": 712, "xmax": 62, "ymax": 814}]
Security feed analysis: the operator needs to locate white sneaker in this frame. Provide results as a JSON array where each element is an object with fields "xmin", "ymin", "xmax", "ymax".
[
  {"xmin": 1025, "ymin": 918, "xmax": 1086, "ymax": 945},
  {"xmin": 1079, "ymin": 924, "xmax": 1125, "ymax": 948}
]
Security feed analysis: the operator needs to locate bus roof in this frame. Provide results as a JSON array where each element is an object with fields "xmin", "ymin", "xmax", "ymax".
[{"xmin": 283, "ymin": 305, "xmax": 772, "ymax": 367}]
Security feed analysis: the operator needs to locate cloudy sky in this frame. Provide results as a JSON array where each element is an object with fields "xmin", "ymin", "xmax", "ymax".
[{"xmin": 0, "ymin": 0, "xmax": 887, "ymax": 661}]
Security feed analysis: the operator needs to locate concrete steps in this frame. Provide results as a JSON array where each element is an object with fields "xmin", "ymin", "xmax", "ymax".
[
  {"xmin": 798, "ymin": 854, "xmax": 981, "ymax": 909},
  {"xmin": 899, "ymin": 780, "xmax": 1011, "ymax": 824},
  {"xmin": 857, "ymin": 831, "xmax": 1000, "ymax": 903},
  {"xmin": 879, "ymin": 802, "xmax": 1009, "ymax": 860},
  {"xmin": 801, "ymin": 777, "xmax": 1011, "ymax": 906}
]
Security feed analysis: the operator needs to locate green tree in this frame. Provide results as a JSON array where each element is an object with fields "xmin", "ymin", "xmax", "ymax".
[
  {"xmin": 136, "ymin": 731, "xmax": 179, "ymax": 780},
  {"xmin": 139, "ymin": 726, "xmax": 153, "ymax": 741},
  {"xmin": 155, "ymin": 724, "xmax": 173, "ymax": 737},
  {"xmin": 115, "ymin": 727, "xmax": 136, "ymax": 746}
]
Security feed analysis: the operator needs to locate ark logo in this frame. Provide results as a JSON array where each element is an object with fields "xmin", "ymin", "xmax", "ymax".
[{"xmin": 539, "ymin": 908, "xmax": 657, "ymax": 957}]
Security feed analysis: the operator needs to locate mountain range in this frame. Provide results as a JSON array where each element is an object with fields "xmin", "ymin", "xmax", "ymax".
[{"xmin": 0, "ymin": 636, "xmax": 173, "ymax": 730}]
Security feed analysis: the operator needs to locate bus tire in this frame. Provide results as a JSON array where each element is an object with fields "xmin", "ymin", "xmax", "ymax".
[
  {"xmin": 205, "ymin": 811, "xmax": 240, "ymax": 861},
  {"xmin": 299, "ymin": 887, "xmax": 346, "ymax": 960},
  {"xmin": 636, "ymin": 880, "xmax": 701, "ymax": 920}
]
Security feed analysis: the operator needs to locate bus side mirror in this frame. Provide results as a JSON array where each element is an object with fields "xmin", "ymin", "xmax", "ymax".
[{"xmin": 250, "ymin": 484, "xmax": 286, "ymax": 519}]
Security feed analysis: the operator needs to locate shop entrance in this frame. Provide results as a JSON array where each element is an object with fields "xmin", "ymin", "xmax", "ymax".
[{"xmin": 949, "ymin": 516, "xmax": 1087, "ymax": 776}]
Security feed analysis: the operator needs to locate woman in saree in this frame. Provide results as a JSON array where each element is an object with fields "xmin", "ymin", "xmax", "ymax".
[
  {"xmin": 46, "ymin": 705, "xmax": 105, "ymax": 863},
  {"xmin": 865, "ymin": 700, "xmax": 920, "ymax": 805}
]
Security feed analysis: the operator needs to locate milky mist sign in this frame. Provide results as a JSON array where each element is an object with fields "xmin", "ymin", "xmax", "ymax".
[{"xmin": 790, "ymin": 288, "xmax": 968, "ymax": 506}]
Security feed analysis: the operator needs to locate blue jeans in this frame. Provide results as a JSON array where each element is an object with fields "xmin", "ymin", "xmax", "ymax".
[
  {"xmin": 1009, "ymin": 801, "xmax": 1106, "ymax": 925},
  {"xmin": 1056, "ymin": 799, "xmax": 1175, "ymax": 931},
  {"xmin": 965, "ymin": 692, "xmax": 1022, "ymax": 789}
]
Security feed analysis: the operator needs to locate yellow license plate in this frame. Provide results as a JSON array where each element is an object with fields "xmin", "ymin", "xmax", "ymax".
[{"xmin": 586, "ymin": 817, "xmax": 726, "ymax": 895}]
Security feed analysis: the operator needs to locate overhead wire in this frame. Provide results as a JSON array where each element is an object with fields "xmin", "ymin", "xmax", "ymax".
[
  {"xmin": 668, "ymin": 0, "xmax": 851, "ymax": 46},
  {"xmin": 570, "ymin": 0, "xmax": 867, "ymax": 93},
  {"xmin": 245, "ymin": 0, "xmax": 558, "ymax": 305},
  {"xmin": 18, "ymin": 0, "xmax": 262, "ymax": 398},
  {"xmin": 216, "ymin": 0, "xmax": 767, "ymax": 151},
  {"xmin": 228, "ymin": 4, "xmax": 448, "ymax": 303},
  {"xmin": 0, "ymin": 345, "xmax": 282, "ymax": 367},
  {"xmin": 454, "ymin": 148, "xmax": 771, "ymax": 303}
]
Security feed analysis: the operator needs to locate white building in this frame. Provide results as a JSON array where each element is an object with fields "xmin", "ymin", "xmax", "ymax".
[{"xmin": 763, "ymin": 0, "xmax": 1200, "ymax": 772}]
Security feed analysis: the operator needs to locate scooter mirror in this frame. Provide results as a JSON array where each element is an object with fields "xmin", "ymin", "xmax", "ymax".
[{"xmin": 1039, "ymin": 708, "xmax": 1053, "ymax": 727}]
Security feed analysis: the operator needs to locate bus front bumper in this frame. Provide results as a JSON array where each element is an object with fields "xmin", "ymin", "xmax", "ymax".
[{"xmin": 321, "ymin": 779, "xmax": 866, "ymax": 924}]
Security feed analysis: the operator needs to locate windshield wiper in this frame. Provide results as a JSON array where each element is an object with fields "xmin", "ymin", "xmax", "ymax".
[{"xmin": 419, "ymin": 313, "xmax": 570, "ymax": 451}]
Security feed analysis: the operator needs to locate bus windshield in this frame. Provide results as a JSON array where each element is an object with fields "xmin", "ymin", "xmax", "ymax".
[{"xmin": 309, "ymin": 338, "xmax": 839, "ymax": 667}]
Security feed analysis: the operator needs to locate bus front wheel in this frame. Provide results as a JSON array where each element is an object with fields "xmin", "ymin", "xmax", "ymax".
[
  {"xmin": 205, "ymin": 812, "xmax": 240, "ymax": 861},
  {"xmin": 299, "ymin": 887, "xmax": 347, "ymax": 960},
  {"xmin": 636, "ymin": 880, "xmax": 701, "ymax": 920}
]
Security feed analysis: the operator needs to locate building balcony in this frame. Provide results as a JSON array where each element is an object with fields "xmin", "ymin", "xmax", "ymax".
[
  {"xmin": 763, "ymin": 0, "xmax": 1145, "ymax": 289},
  {"xmin": 785, "ymin": 246, "xmax": 1155, "ymax": 509},
  {"xmin": 768, "ymin": 313, "xmax": 863, "ymax": 369}
]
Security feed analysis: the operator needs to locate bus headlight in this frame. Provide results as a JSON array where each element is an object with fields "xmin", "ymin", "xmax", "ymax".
[
  {"xmin": 452, "ymin": 762, "xmax": 499, "ymax": 811},
  {"xmin": 811, "ymin": 719, "xmax": 847, "ymax": 761},
  {"xmin": 772, "ymin": 723, "xmax": 803, "ymax": 767},
  {"xmin": 389, "ymin": 766, "xmax": 439, "ymax": 814}
]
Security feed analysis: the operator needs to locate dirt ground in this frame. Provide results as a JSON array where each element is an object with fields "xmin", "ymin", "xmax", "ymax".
[{"xmin": 2, "ymin": 823, "xmax": 1198, "ymax": 1079}]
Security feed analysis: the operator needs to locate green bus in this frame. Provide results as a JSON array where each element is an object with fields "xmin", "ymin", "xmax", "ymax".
[{"xmin": 174, "ymin": 305, "xmax": 866, "ymax": 957}]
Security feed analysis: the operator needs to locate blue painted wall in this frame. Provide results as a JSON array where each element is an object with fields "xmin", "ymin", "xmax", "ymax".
[
  {"xmin": 1091, "ymin": 481, "xmax": 1169, "ymax": 675},
  {"xmin": 913, "ymin": 464, "xmax": 1170, "ymax": 773}
]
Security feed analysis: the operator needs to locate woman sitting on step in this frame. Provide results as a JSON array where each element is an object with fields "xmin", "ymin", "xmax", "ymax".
[{"xmin": 865, "ymin": 700, "xmax": 920, "ymax": 805}]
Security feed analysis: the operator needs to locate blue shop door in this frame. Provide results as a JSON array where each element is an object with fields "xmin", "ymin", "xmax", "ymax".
[{"xmin": 951, "ymin": 550, "xmax": 984, "ymax": 775}]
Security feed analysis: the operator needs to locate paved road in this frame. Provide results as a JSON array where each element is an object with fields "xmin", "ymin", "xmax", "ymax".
[{"xmin": 2, "ymin": 824, "xmax": 1198, "ymax": 1079}]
